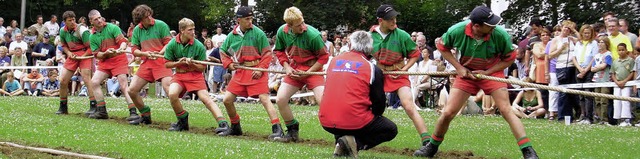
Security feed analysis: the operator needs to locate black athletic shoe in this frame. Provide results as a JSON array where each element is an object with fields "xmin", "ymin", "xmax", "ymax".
[
  {"xmin": 129, "ymin": 115, "xmax": 152, "ymax": 125},
  {"xmin": 88, "ymin": 106, "xmax": 108, "ymax": 119},
  {"xmin": 522, "ymin": 146, "xmax": 539, "ymax": 159},
  {"xmin": 214, "ymin": 121, "xmax": 229, "ymax": 134},
  {"xmin": 413, "ymin": 142, "xmax": 439, "ymax": 157},
  {"xmin": 275, "ymin": 123, "xmax": 299, "ymax": 142},
  {"xmin": 267, "ymin": 124, "xmax": 284, "ymax": 141},
  {"xmin": 168, "ymin": 115, "xmax": 189, "ymax": 131},
  {"xmin": 126, "ymin": 108, "xmax": 140, "ymax": 121},
  {"xmin": 218, "ymin": 123, "xmax": 242, "ymax": 136},
  {"xmin": 55, "ymin": 102, "xmax": 68, "ymax": 115},
  {"xmin": 84, "ymin": 102, "xmax": 96, "ymax": 116},
  {"xmin": 337, "ymin": 135, "xmax": 357, "ymax": 158}
]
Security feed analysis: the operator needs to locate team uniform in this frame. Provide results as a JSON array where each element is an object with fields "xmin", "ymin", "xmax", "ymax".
[
  {"xmin": 370, "ymin": 26, "xmax": 420, "ymax": 92},
  {"xmin": 164, "ymin": 35, "xmax": 208, "ymax": 97},
  {"xmin": 221, "ymin": 25, "xmax": 272, "ymax": 97},
  {"xmin": 90, "ymin": 22, "xmax": 129, "ymax": 77},
  {"xmin": 436, "ymin": 20, "xmax": 516, "ymax": 95},
  {"xmin": 59, "ymin": 25, "xmax": 92, "ymax": 71},
  {"xmin": 274, "ymin": 24, "xmax": 329, "ymax": 89},
  {"xmin": 130, "ymin": 18, "xmax": 173, "ymax": 82}
]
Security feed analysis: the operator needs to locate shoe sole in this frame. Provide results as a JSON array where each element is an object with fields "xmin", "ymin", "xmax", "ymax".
[{"xmin": 338, "ymin": 136, "xmax": 358, "ymax": 158}]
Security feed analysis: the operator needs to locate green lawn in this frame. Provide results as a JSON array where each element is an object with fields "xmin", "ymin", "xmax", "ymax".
[{"xmin": 1, "ymin": 96, "xmax": 639, "ymax": 158}]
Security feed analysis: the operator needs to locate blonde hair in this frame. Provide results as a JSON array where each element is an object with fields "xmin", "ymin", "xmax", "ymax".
[
  {"xmin": 0, "ymin": 46, "xmax": 7, "ymax": 53},
  {"xmin": 178, "ymin": 18, "xmax": 195, "ymax": 31},
  {"xmin": 283, "ymin": 7, "xmax": 304, "ymax": 24}
]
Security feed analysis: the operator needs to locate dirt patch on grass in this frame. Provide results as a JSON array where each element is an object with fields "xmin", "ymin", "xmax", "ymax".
[
  {"xmin": 0, "ymin": 144, "xmax": 82, "ymax": 159},
  {"xmin": 71, "ymin": 113, "xmax": 485, "ymax": 158}
]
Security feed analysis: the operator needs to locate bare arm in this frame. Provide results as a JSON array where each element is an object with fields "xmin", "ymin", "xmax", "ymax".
[
  {"xmin": 534, "ymin": 90, "xmax": 545, "ymax": 109},
  {"xmin": 512, "ymin": 91, "xmax": 524, "ymax": 108}
]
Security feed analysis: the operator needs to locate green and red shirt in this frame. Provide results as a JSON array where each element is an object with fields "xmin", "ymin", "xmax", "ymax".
[
  {"xmin": 220, "ymin": 25, "xmax": 271, "ymax": 85},
  {"xmin": 436, "ymin": 20, "xmax": 516, "ymax": 70},
  {"xmin": 130, "ymin": 18, "xmax": 172, "ymax": 65},
  {"xmin": 370, "ymin": 26, "xmax": 420, "ymax": 65},
  {"xmin": 90, "ymin": 22, "xmax": 129, "ymax": 69},
  {"xmin": 59, "ymin": 25, "xmax": 91, "ymax": 56},
  {"xmin": 274, "ymin": 24, "xmax": 329, "ymax": 71},
  {"xmin": 164, "ymin": 34, "xmax": 207, "ymax": 72}
]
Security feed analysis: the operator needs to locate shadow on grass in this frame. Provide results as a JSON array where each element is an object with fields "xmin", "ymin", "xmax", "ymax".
[{"xmin": 66, "ymin": 113, "xmax": 486, "ymax": 158}]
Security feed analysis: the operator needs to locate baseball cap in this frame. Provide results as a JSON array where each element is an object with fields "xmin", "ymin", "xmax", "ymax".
[
  {"xmin": 376, "ymin": 5, "xmax": 400, "ymax": 20},
  {"xmin": 469, "ymin": 6, "xmax": 502, "ymax": 26},
  {"xmin": 236, "ymin": 6, "xmax": 253, "ymax": 18}
]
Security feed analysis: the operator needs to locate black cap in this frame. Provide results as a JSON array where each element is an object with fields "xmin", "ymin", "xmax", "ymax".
[
  {"xmin": 376, "ymin": 5, "xmax": 399, "ymax": 20},
  {"xmin": 469, "ymin": 6, "xmax": 502, "ymax": 26},
  {"xmin": 236, "ymin": 6, "xmax": 253, "ymax": 18}
]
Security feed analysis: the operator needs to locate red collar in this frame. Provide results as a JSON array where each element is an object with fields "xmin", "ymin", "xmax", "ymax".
[
  {"xmin": 369, "ymin": 25, "xmax": 379, "ymax": 32},
  {"xmin": 284, "ymin": 23, "xmax": 307, "ymax": 34},
  {"xmin": 64, "ymin": 25, "xmax": 74, "ymax": 32},
  {"xmin": 464, "ymin": 22, "xmax": 491, "ymax": 41},
  {"xmin": 176, "ymin": 33, "xmax": 194, "ymax": 45},
  {"xmin": 232, "ymin": 25, "xmax": 253, "ymax": 35},
  {"xmin": 138, "ymin": 17, "xmax": 156, "ymax": 29},
  {"xmin": 91, "ymin": 21, "xmax": 108, "ymax": 33}
]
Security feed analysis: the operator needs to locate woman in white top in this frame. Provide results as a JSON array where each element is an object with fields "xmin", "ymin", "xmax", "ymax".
[
  {"xmin": 412, "ymin": 49, "xmax": 445, "ymax": 104},
  {"xmin": 571, "ymin": 24, "xmax": 599, "ymax": 123},
  {"xmin": 549, "ymin": 20, "xmax": 579, "ymax": 122}
]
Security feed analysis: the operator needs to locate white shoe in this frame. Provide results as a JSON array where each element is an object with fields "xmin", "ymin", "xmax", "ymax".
[
  {"xmin": 578, "ymin": 120, "xmax": 592, "ymax": 125},
  {"xmin": 635, "ymin": 123, "xmax": 640, "ymax": 127},
  {"xmin": 619, "ymin": 121, "xmax": 631, "ymax": 127}
]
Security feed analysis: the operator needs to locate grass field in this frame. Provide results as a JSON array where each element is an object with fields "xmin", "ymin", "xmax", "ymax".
[{"xmin": 1, "ymin": 96, "xmax": 640, "ymax": 158}]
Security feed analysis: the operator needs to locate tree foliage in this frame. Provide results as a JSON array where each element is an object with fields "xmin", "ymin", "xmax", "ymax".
[
  {"xmin": 502, "ymin": 0, "xmax": 640, "ymax": 36},
  {"xmin": 254, "ymin": 0, "xmax": 485, "ymax": 41},
  {"xmin": 0, "ymin": 0, "xmax": 234, "ymax": 33}
]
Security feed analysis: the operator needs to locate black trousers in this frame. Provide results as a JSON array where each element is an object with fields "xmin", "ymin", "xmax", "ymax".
[
  {"xmin": 576, "ymin": 71, "xmax": 595, "ymax": 121},
  {"xmin": 323, "ymin": 116, "xmax": 398, "ymax": 150},
  {"xmin": 557, "ymin": 67, "xmax": 579, "ymax": 121}
]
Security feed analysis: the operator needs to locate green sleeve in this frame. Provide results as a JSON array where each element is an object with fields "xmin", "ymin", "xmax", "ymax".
[
  {"xmin": 109, "ymin": 24, "xmax": 123, "ymax": 37},
  {"xmin": 402, "ymin": 33, "xmax": 418, "ymax": 57},
  {"xmin": 258, "ymin": 32, "xmax": 270, "ymax": 51},
  {"xmin": 130, "ymin": 27, "xmax": 140, "ymax": 47},
  {"xmin": 195, "ymin": 43, "xmax": 207, "ymax": 61},
  {"xmin": 164, "ymin": 39, "xmax": 175, "ymax": 61},
  {"xmin": 81, "ymin": 30, "xmax": 91, "ymax": 45},
  {"xmin": 498, "ymin": 28, "xmax": 514, "ymax": 54},
  {"xmin": 159, "ymin": 23, "xmax": 171, "ymax": 40},
  {"xmin": 310, "ymin": 35, "xmax": 325, "ymax": 52},
  {"xmin": 90, "ymin": 36, "xmax": 99, "ymax": 52},
  {"xmin": 274, "ymin": 28, "xmax": 286, "ymax": 51},
  {"xmin": 441, "ymin": 32, "xmax": 454, "ymax": 49},
  {"xmin": 220, "ymin": 35, "xmax": 231, "ymax": 55}
]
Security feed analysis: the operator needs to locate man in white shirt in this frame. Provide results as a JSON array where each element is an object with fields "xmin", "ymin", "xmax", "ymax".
[
  {"xmin": 211, "ymin": 26, "xmax": 226, "ymax": 48},
  {"xmin": 9, "ymin": 33, "xmax": 28, "ymax": 55},
  {"xmin": 0, "ymin": 17, "xmax": 6, "ymax": 37},
  {"xmin": 43, "ymin": 15, "xmax": 60, "ymax": 36}
]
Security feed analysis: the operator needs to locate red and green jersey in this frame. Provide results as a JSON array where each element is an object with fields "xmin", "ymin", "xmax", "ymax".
[
  {"xmin": 164, "ymin": 35, "xmax": 207, "ymax": 71},
  {"xmin": 370, "ymin": 26, "xmax": 420, "ymax": 65},
  {"xmin": 130, "ymin": 18, "xmax": 172, "ymax": 66},
  {"xmin": 436, "ymin": 20, "xmax": 516, "ymax": 70},
  {"xmin": 59, "ymin": 25, "xmax": 91, "ymax": 56},
  {"xmin": 274, "ymin": 24, "xmax": 329, "ymax": 71},
  {"xmin": 220, "ymin": 25, "xmax": 272, "ymax": 85},
  {"xmin": 90, "ymin": 22, "xmax": 129, "ymax": 69}
]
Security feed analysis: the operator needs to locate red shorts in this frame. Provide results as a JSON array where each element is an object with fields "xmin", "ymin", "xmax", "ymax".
[
  {"xmin": 98, "ymin": 63, "xmax": 129, "ymax": 77},
  {"xmin": 282, "ymin": 75, "xmax": 325, "ymax": 89},
  {"xmin": 172, "ymin": 72, "xmax": 207, "ymax": 98},
  {"xmin": 383, "ymin": 74, "xmax": 410, "ymax": 92},
  {"xmin": 63, "ymin": 57, "xmax": 93, "ymax": 71},
  {"xmin": 453, "ymin": 71, "xmax": 507, "ymax": 95},
  {"xmin": 227, "ymin": 79, "xmax": 269, "ymax": 98},
  {"xmin": 136, "ymin": 59, "xmax": 172, "ymax": 82}
]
